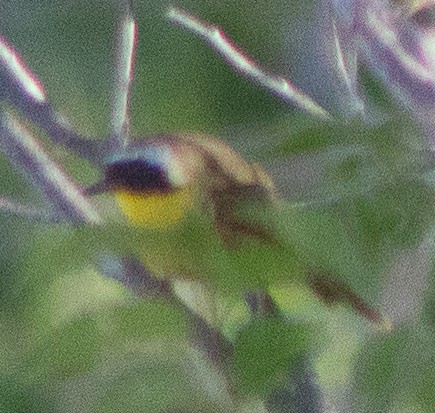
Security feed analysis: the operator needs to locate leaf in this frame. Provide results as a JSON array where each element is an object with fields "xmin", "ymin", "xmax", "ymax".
[
  {"xmin": 0, "ymin": 376, "xmax": 55, "ymax": 413},
  {"xmin": 93, "ymin": 357, "xmax": 226, "ymax": 413},
  {"xmin": 111, "ymin": 299, "xmax": 188, "ymax": 341},
  {"xmin": 352, "ymin": 181, "xmax": 435, "ymax": 249},
  {"xmin": 277, "ymin": 204, "xmax": 381, "ymax": 298},
  {"xmin": 232, "ymin": 317, "xmax": 311, "ymax": 396},
  {"xmin": 351, "ymin": 326, "xmax": 434, "ymax": 413},
  {"xmin": 270, "ymin": 119, "xmax": 371, "ymax": 158},
  {"xmin": 28, "ymin": 316, "xmax": 100, "ymax": 380},
  {"xmin": 227, "ymin": 242, "xmax": 305, "ymax": 290}
]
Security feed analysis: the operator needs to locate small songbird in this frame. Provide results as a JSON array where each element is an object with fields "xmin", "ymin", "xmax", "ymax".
[
  {"xmin": 85, "ymin": 132, "xmax": 302, "ymax": 290},
  {"xmin": 86, "ymin": 132, "xmax": 385, "ymax": 323},
  {"xmin": 88, "ymin": 133, "xmax": 277, "ymax": 238}
]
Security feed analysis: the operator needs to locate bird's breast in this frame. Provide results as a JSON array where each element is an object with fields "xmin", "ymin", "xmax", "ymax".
[{"xmin": 114, "ymin": 186, "xmax": 197, "ymax": 228}]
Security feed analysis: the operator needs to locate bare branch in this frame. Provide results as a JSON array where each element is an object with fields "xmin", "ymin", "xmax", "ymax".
[
  {"xmin": 111, "ymin": 0, "xmax": 137, "ymax": 148},
  {"xmin": 0, "ymin": 35, "xmax": 104, "ymax": 165},
  {"xmin": 97, "ymin": 254, "xmax": 173, "ymax": 299},
  {"xmin": 16, "ymin": 101, "xmax": 105, "ymax": 165},
  {"xmin": 167, "ymin": 7, "xmax": 332, "ymax": 120},
  {"xmin": 0, "ymin": 196, "xmax": 53, "ymax": 221},
  {"xmin": 268, "ymin": 357, "xmax": 323, "ymax": 413},
  {"xmin": 245, "ymin": 290, "xmax": 280, "ymax": 318},
  {"xmin": 0, "ymin": 111, "xmax": 101, "ymax": 224},
  {"xmin": 0, "ymin": 35, "xmax": 46, "ymax": 103},
  {"xmin": 331, "ymin": 21, "xmax": 363, "ymax": 114}
]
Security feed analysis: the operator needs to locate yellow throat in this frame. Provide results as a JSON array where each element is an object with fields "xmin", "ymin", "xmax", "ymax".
[{"xmin": 114, "ymin": 186, "xmax": 196, "ymax": 228}]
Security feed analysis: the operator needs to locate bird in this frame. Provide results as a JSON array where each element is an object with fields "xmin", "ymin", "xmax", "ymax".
[
  {"xmin": 86, "ymin": 132, "xmax": 386, "ymax": 324},
  {"xmin": 85, "ymin": 132, "xmax": 303, "ymax": 290},
  {"xmin": 88, "ymin": 132, "xmax": 277, "ymax": 236}
]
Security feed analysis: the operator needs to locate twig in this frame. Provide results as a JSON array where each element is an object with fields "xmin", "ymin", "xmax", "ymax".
[
  {"xmin": 97, "ymin": 254, "xmax": 173, "ymax": 298},
  {"xmin": 0, "ymin": 35, "xmax": 46, "ymax": 103},
  {"xmin": 0, "ymin": 196, "xmax": 53, "ymax": 221},
  {"xmin": 0, "ymin": 35, "xmax": 104, "ymax": 165},
  {"xmin": 0, "ymin": 111, "xmax": 101, "ymax": 224},
  {"xmin": 267, "ymin": 357, "xmax": 323, "ymax": 413},
  {"xmin": 167, "ymin": 7, "xmax": 332, "ymax": 121},
  {"xmin": 245, "ymin": 290, "xmax": 280, "ymax": 318},
  {"xmin": 110, "ymin": 0, "xmax": 137, "ymax": 148}
]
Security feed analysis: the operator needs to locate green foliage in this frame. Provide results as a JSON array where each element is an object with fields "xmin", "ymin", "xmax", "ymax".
[
  {"xmin": 93, "ymin": 357, "xmax": 225, "ymax": 413},
  {"xmin": 110, "ymin": 299, "xmax": 188, "ymax": 340},
  {"xmin": 352, "ymin": 326, "xmax": 435, "ymax": 413},
  {"xmin": 352, "ymin": 181, "xmax": 434, "ymax": 249},
  {"xmin": 233, "ymin": 317, "xmax": 312, "ymax": 396},
  {"xmin": 0, "ymin": 376, "xmax": 55, "ymax": 413},
  {"xmin": 277, "ymin": 205, "xmax": 381, "ymax": 297},
  {"xmin": 29, "ymin": 316, "xmax": 101, "ymax": 380}
]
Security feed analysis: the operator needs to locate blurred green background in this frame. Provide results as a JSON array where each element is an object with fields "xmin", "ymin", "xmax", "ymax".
[{"xmin": 1, "ymin": 1, "xmax": 435, "ymax": 412}]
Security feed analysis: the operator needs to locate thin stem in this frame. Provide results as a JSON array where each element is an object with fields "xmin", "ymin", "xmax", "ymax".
[
  {"xmin": 111, "ymin": 0, "xmax": 137, "ymax": 148},
  {"xmin": 97, "ymin": 254, "xmax": 173, "ymax": 298},
  {"xmin": 267, "ymin": 357, "xmax": 323, "ymax": 413},
  {"xmin": 245, "ymin": 290, "xmax": 280, "ymax": 318},
  {"xmin": 167, "ymin": 7, "xmax": 332, "ymax": 121},
  {"xmin": 0, "ymin": 35, "xmax": 104, "ymax": 165},
  {"xmin": 0, "ymin": 111, "xmax": 101, "ymax": 224},
  {"xmin": 331, "ymin": 21, "xmax": 363, "ymax": 115},
  {"xmin": 0, "ymin": 35, "xmax": 46, "ymax": 104},
  {"xmin": 0, "ymin": 196, "xmax": 54, "ymax": 221}
]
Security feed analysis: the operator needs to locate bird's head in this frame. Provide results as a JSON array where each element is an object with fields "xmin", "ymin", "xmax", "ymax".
[{"xmin": 86, "ymin": 138, "xmax": 202, "ymax": 228}]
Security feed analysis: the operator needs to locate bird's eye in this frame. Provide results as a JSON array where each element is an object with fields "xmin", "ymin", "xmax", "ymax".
[{"xmin": 105, "ymin": 159, "xmax": 172, "ymax": 193}]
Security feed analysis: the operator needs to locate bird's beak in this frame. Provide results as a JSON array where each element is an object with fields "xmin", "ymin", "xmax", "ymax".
[{"xmin": 84, "ymin": 179, "xmax": 109, "ymax": 196}]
